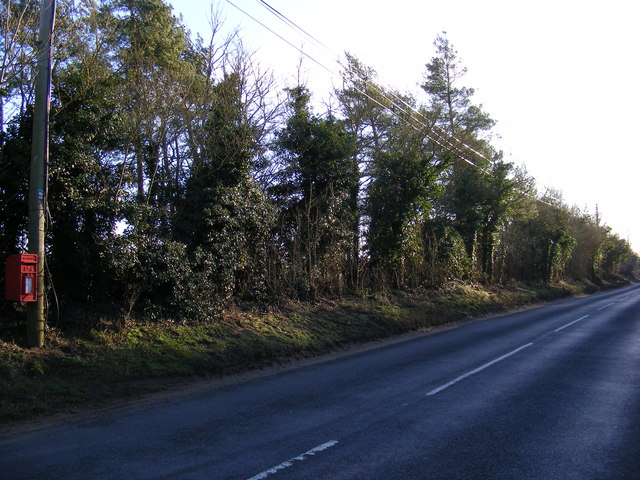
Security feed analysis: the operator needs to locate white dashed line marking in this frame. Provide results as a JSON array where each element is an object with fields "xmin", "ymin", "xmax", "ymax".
[
  {"xmin": 426, "ymin": 343, "xmax": 534, "ymax": 396},
  {"xmin": 246, "ymin": 441, "xmax": 339, "ymax": 480},
  {"xmin": 597, "ymin": 303, "xmax": 616, "ymax": 311},
  {"xmin": 555, "ymin": 315, "xmax": 590, "ymax": 333}
]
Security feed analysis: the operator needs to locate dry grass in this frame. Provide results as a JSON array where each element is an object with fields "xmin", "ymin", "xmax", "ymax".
[{"xmin": 0, "ymin": 281, "xmax": 599, "ymax": 423}]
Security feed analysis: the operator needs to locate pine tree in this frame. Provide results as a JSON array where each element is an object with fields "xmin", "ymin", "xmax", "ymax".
[
  {"xmin": 271, "ymin": 86, "xmax": 356, "ymax": 296},
  {"xmin": 422, "ymin": 33, "xmax": 501, "ymax": 276}
]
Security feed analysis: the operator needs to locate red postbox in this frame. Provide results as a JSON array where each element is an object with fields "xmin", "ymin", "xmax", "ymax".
[{"xmin": 5, "ymin": 254, "xmax": 39, "ymax": 302}]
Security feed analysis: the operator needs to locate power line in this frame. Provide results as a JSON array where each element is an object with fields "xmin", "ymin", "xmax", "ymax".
[
  {"xmin": 227, "ymin": 3, "xmax": 495, "ymax": 168},
  {"xmin": 255, "ymin": 0, "xmax": 332, "ymax": 57},
  {"xmin": 232, "ymin": 1, "xmax": 486, "ymax": 171},
  {"xmin": 252, "ymin": 0, "xmax": 493, "ymax": 169},
  {"xmin": 225, "ymin": 0, "xmax": 559, "ymax": 209},
  {"xmin": 225, "ymin": 0, "xmax": 332, "ymax": 74}
]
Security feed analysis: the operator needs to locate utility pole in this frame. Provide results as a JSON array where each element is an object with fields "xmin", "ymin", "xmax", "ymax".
[{"xmin": 27, "ymin": 0, "xmax": 56, "ymax": 348}]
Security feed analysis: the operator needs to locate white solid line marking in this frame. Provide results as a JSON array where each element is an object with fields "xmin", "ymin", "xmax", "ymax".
[
  {"xmin": 246, "ymin": 441, "xmax": 339, "ymax": 480},
  {"xmin": 597, "ymin": 303, "xmax": 616, "ymax": 311},
  {"xmin": 426, "ymin": 343, "xmax": 534, "ymax": 397},
  {"xmin": 554, "ymin": 315, "xmax": 590, "ymax": 333}
]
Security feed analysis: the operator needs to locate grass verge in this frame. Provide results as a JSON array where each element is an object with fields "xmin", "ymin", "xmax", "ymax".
[{"xmin": 0, "ymin": 280, "xmax": 619, "ymax": 424}]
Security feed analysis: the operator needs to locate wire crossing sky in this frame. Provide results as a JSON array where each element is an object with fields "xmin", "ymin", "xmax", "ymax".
[{"xmin": 169, "ymin": 0, "xmax": 640, "ymax": 250}]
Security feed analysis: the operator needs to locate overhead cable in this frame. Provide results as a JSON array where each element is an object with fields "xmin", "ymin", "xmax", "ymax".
[
  {"xmin": 225, "ymin": 0, "xmax": 558, "ymax": 209},
  {"xmin": 256, "ymin": 0, "xmax": 333, "ymax": 56},
  {"xmin": 226, "ymin": 0, "xmax": 332, "ymax": 74},
  {"xmin": 253, "ymin": 0, "xmax": 492, "ymax": 168},
  {"xmin": 233, "ymin": 2, "xmax": 486, "ymax": 172}
]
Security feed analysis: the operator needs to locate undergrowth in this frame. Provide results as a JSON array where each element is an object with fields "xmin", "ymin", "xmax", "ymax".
[{"xmin": 0, "ymin": 281, "xmax": 614, "ymax": 423}]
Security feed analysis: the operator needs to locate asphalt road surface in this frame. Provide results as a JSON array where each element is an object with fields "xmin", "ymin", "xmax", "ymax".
[{"xmin": 2, "ymin": 285, "xmax": 640, "ymax": 479}]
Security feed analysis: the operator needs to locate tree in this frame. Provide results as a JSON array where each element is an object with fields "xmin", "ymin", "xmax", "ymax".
[
  {"xmin": 365, "ymin": 102, "xmax": 441, "ymax": 287},
  {"xmin": 335, "ymin": 54, "xmax": 389, "ymax": 289},
  {"xmin": 600, "ymin": 233, "xmax": 634, "ymax": 278},
  {"xmin": 45, "ymin": 12, "xmax": 125, "ymax": 306},
  {"xmin": 506, "ymin": 191, "xmax": 575, "ymax": 283},
  {"xmin": 169, "ymin": 72, "xmax": 275, "ymax": 315},
  {"xmin": 566, "ymin": 208, "xmax": 607, "ymax": 282},
  {"xmin": 1, "ymin": 1, "xmax": 127, "ymax": 312},
  {"xmin": 0, "ymin": 109, "xmax": 31, "ymax": 262},
  {"xmin": 421, "ymin": 33, "xmax": 493, "ymax": 139},
  {"xmin": 421, "ymin": 33, "xmax": 501, "ymax": 276},
  {"xmin": 476, "ymin": 159, "xmax": 528, "ymax": 281},
  {"xmin": 491, "ymin": 166, "xmax": 537, "ymax": 282},
  {"xmin": 271, "ymin": 85, "xmax": 356, "ymax": 296},
  {"xmin": 0, "ymin": 0, "xmax": 39, "ymax": 140},
  {"xmin": 110, "ymin": 0, "xmax": 192, "ymax": 203}
]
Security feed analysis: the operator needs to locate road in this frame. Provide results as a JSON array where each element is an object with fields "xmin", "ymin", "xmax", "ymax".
[{"xmin": 2, "ymin": 285, "xmax": 640, "ymax": 479}]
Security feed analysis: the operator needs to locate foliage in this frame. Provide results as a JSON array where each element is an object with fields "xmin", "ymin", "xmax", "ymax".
[
  {"xmin": 1, "ymin": 281, "xmax": 581, "ymax": 421},
  {"xmin": 422, "ymin": 32, "xmax": 494, "ymax": 138},
  {"xmin": 270, "ymin": 86, "xmax": 357, "ymax": 297},
  {"xmin": 365, "ymin": 113, "xmax": 440, "ymax": 286},
  {"xmin": 0, "ymin": 5, "xmax": 636, "ymax": 349},
  {"xmin": 0, "ymin": 0, "xmax": 39, "ymax": 134}
]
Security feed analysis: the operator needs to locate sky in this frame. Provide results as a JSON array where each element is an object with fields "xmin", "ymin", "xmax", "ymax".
[{"xmin": 168, "ymin": 0, "xmax": 640, "ymax": 251}]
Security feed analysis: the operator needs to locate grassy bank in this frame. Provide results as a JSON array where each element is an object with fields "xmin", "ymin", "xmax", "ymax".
[{"xmin": 0, "ymin": 281, "xmax": 612, "ymax": 423}]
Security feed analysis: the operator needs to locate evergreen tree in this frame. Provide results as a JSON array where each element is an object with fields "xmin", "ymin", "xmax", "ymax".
[
  {"xmin": 422, "ymin": 33, "xmax": 507, "ymax": 277},
  {"xmin": 47, "ymin": 42, "xmax": 124, "ymax": 305},
  {"xmin": 365, "ymin": 104, "xmax": 440, "ymax": 287},
  {"xmin": 0, "ymin": 0, "xmax": 39, "ymax": 140},
  {"xmin": 422, "ymin": 33, "xmax": 494, "ymax": 138},
  {"xmin": 335, "ymin": 54, "xmax": 388, "ymax": 289},
  {"xmin": 271, "ymin": 86, "xmax": 356, "ymax": 296},
  {"xmin": 170, "ymin": 73, "xmax": 274, "ymax": 314},
  {"xmin": 110, "ymin": 0, "xmax": 192, "ymax": 203}
]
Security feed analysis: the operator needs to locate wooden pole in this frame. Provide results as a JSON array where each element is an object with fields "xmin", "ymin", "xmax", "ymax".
[{"xmin": 27, "ymin": 0, "xmax": 56, "ymax": 348}]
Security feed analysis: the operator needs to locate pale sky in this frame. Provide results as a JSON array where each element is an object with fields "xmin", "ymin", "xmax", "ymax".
[{"xmin": 169, "ymin": 0, "xmax": 640, "ymax": 251}]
